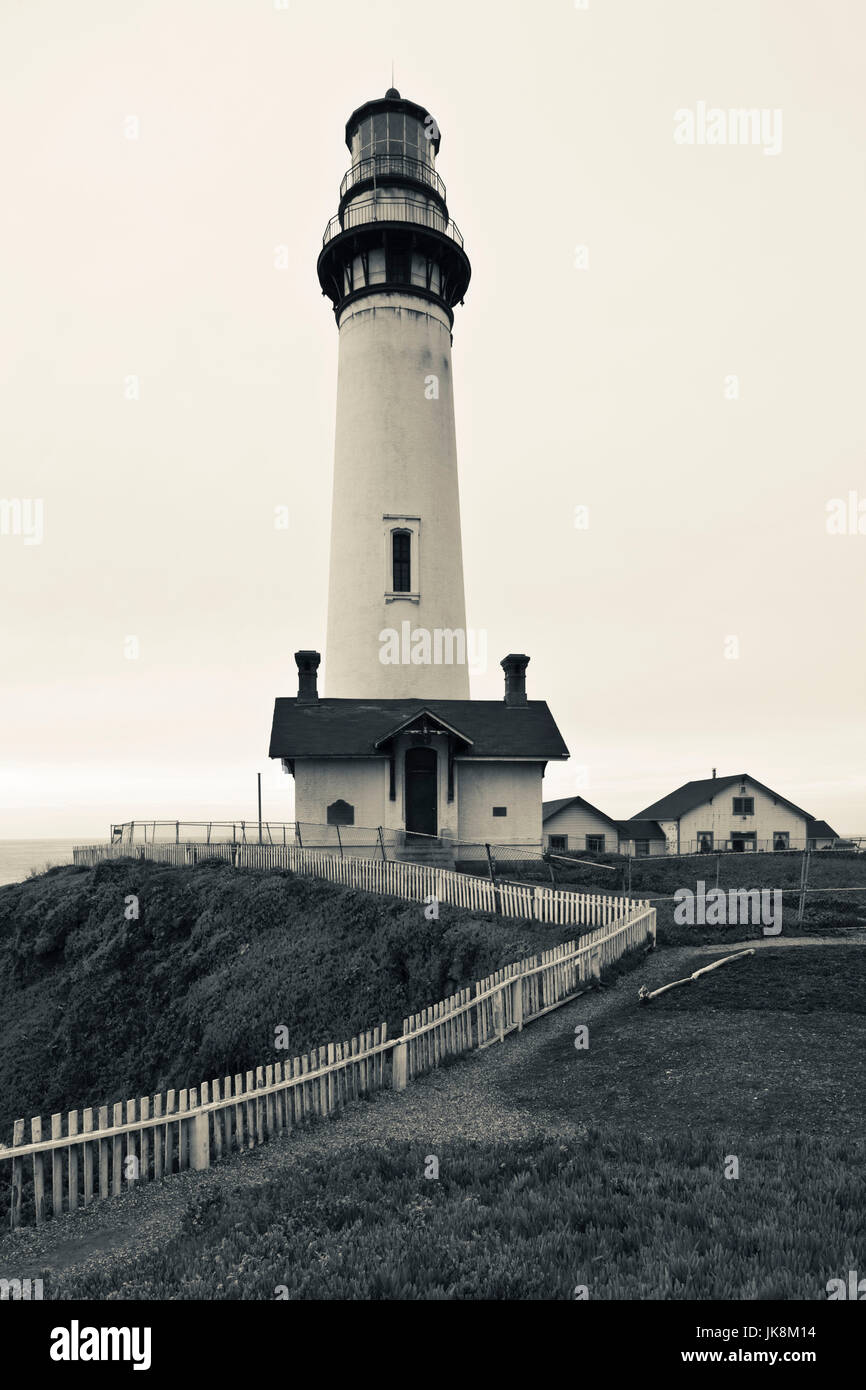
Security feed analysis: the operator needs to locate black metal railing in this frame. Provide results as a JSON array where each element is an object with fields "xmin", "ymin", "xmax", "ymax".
[
  {"xmin": 322, "ymin": 196, "xmax": 464, "ymax": 249},
  {"xmin": 340, "ymin": 154, "xmax": 446, "ymax": 203}
]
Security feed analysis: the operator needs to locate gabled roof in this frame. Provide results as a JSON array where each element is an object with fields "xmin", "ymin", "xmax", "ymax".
[
  {"xmin": 542, "ymin": 795, "xmax": 621, "ymax": 831},
  {"xmin": 269, "ymin": 698, "xmax": 569, "ymax": 761},
  {"xmin": 542, "ymin": 798, "xmax": 665, "ymax": 842},
  {"xmin": 633, "ymin": 774, "xmax": 814, "ymax": 823},
  {"xmin": 806, "ymin": 819, "xmax": 839, "ymax": 839},
  {"xmin": 372, "ymin": 708, "xmax": 474, "ymax": 749}
]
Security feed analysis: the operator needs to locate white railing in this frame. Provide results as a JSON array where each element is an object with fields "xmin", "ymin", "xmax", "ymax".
[
  {"xmin": 0, "ymin": 906, "xmax": 656, "ymax": 1228},
  {"xmin": 73, "ymin": 840, "xmax": 644, "ymax": 929}
]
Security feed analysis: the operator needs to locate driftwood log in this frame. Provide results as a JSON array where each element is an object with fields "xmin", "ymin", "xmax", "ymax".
[{"xmin": 638, "ymin": 948, "xmax": 755, "ymax": 1004}]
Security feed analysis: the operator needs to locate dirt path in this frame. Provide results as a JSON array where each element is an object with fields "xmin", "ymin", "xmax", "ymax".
[{"xmin": 2, "ymin": 933, "xmax": 862, "ymax": 1289}]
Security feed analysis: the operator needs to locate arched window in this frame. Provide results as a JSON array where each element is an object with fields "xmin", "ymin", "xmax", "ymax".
[{"xmin": 392, "ymin": 530, "xmax": 411, "ymax": 592}]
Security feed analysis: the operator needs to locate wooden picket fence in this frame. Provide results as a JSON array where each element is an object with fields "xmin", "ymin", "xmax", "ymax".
[
  {"xmin": 72, "ymin": 841, "xmax": 639, "ymax": 929},
  {"xmin": 0, "ymin": 904, "xmax": 655, "ymax": 1230}
]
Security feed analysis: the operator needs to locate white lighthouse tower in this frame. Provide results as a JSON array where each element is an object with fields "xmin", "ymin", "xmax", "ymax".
[
  {"xmin": 317, "ymin": 88, "xmax": 473, "ymax": 700},
  {"xmin": 270, "ymin": 85, "xmax": 569, "ymax": 849}
]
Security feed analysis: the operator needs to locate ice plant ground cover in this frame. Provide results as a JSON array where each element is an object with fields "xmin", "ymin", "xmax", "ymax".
[
  {"xmin": 4, "ymin": 941, "xmax": 864, "ymax": 1300},
  {"xmin": 0, "ymin": 859, "xmax": 585, "ymax": 1143}
]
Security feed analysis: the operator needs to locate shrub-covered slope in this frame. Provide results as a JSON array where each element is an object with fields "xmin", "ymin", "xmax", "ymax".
[{"xmin": 0, "ymin": 859, "xmax": 573, "ymax": 1137}]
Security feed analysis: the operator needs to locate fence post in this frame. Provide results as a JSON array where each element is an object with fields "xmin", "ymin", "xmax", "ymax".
[
  {"xmin": 10, "ymin": 1118, "xmax": 24, "ymax": 1229},
  {"xmin": 392, "ymin": 1040, "xmax": 408, "ymax": 1091},
  {"xmin": 32, "ymin": 1117, "xmax": 45, "ymax": 1224},
  {"xmin": 336, "ymin": 825, "xmax": 343, "ymax": 858},
  {"xmin": 296, "ymin": 822, "xmax": 303, "ymax": 848},
  {"xmin": 797, "ymin": 849, "xmax": 810, "ymax": 924},
  {"xmin": 492, "ymin": 986, "xmax": 505, "ymax": 1042},
  {"xmin": 191, "ymin": 1086, "xmax": 211, "ymax": 1171},
  {"xmin": 485, "ymin": 843, "xmax": 501, "ymax": 915},
  {"xmin": 513, "ymin": 973, "xmax": 524, "ymax": 1032},
  {"xmin": 378, "ymin": 826, "xmax": 387, "ymax": 861}
]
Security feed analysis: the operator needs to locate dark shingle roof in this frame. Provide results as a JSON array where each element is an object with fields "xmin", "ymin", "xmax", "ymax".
[
  {"xmin": 806, "ymin": 819, "xmax": 839, "ymax": 839},
  {"xmin": 634, "ymin": 774, "xmax": 813, "ymax": 822},
  {"xmin": 541, "ymin": 798, "xmax": 666, "ymax": 842},
  {"xmin": 615, "ymin": 819, "xmax": 667, "ymax": 840},
  {"xmin": 542, "ymin": 795, "xmax": 619, "ymax": 829},
  {"xmin": 269, "ymin": 699, "xmax": 569, "ymax": 761}
]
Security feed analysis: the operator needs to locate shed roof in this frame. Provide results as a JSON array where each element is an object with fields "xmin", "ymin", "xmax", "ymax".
[
  {"xmin": 615, "ymin": 819, "xmax": 667, "ymax": 841},
  {"xmin": 806, "ymin": 819, "xmax": 839, "ymax": 839}
]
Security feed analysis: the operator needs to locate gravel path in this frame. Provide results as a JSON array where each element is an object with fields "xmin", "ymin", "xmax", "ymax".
[{"xmin": 2, "ymin": 933, "xmax": 861, "ymax": 1289}]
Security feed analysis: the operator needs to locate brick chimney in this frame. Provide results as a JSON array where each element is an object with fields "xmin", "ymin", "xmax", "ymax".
[
  {"xmin": 501, "ymin": 653, "xmax": 530, "ymax": 707},
  {"xmin": 295, "ymin": 650, "xmax": 321, "ymax": 704}
]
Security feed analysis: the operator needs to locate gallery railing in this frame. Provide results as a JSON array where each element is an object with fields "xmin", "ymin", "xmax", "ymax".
[
  {"xmin": 340, "ymin": 153, "xmax": 447, "ymax": 203},
  {"xmin": 322, "ymin": 197, "xmax": 464, "ymax": 248}
]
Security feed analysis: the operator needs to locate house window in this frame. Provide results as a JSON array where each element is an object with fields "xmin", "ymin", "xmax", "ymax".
[
  {"xmin": 732, "ymin": 797, "xmax": 754, "ymax": 815},
  {"xmin": 492, "ymin": 806, "xmax": 507, "ymax": 817},
  {"xmin": 549, "ymin": 835, "xmax": 568, "ymax": 851},
  {"xmin": 773, "ymin": 832, "xmax": 790, "ymax": 851},
  {"xmin": 392, "ymin": 530, "xmax": 411, "ymax": 592},
  {"xmin": 697, "ymin": 832, "xmax": 714, "ymax": 853},
  {"xmin": 586, "ymin": 835, "xmax": 605, "ymax": 853},
  {"xmin": 634, "ymin": 840, "xmax": 650, "ymax": 857}
]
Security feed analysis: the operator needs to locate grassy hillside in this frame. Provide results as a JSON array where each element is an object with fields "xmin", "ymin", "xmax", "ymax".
[
  {"xmin": 0, "ymin": 858, "xmax": 577, "ymax": 1139},
  {"xmin": 40, "ymin": 944, "xmax": 866, "ymax": 1300}
]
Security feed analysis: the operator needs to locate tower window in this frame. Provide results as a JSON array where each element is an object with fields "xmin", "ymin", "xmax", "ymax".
[
  {"xmin": 392, "ymin": 530, "xmax": 411, "ymax": 592},
  {"xmin": 389, "ymin": 249, "xmax": 410, "ymax": 284}
]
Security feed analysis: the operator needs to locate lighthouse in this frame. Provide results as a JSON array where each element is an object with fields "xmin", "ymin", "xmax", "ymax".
[
  {"xmin": 317, "ymin": 88, "xmax": 472, "ymax": 700},
  {"xmin": 270, "ymin": 86, "xmax": 568, "ymax": 853}
]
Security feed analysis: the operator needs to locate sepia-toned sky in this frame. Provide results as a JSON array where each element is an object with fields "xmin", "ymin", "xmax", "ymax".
[{"xmin": 1, "ymin": 0, "xmax": 864, "ymax": 838}]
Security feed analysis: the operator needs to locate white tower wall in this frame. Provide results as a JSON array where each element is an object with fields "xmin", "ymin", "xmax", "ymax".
[{"xmin": 325, "ymin": 290, "xmax": 470, "ymax": 699}]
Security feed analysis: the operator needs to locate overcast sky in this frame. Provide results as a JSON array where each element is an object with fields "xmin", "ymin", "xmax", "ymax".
[{"xmin": 1, "ymin": 0, "xmax": 864, "ymax": 838}]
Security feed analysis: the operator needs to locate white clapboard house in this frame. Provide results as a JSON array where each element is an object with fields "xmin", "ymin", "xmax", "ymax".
[
  {"xmin": 542, "ymin": 797, "xmax": 666, "ymax": 857},
  {"xmin": 633, "ymin": 773, "xmax": 840, "ymax": 853}
]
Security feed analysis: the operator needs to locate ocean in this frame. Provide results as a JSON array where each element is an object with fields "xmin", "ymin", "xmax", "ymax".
[{"xmin": 0, "ymin": 840, "xmax": 81, "ymax": 888}]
